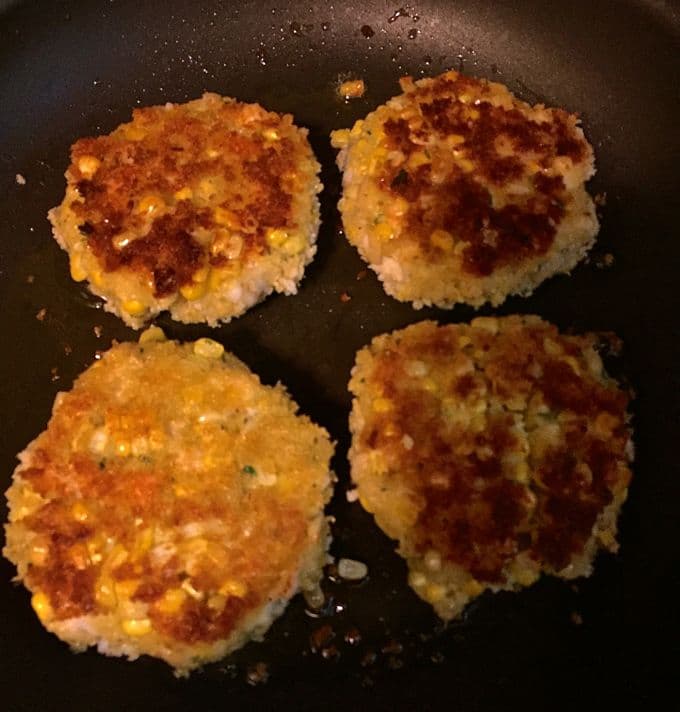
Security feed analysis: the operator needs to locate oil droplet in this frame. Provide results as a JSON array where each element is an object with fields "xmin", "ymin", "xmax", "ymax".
[
  {"xmin": 256, "ymin": 44, "xmax": 268, "ymax": 66},
  {"xmin": 388, "ymin": 7, "xmax": 410, "ymax": 23},
  {"xmin": 360, "ymin": 24, "xmax": 375, "ymax": 38}
]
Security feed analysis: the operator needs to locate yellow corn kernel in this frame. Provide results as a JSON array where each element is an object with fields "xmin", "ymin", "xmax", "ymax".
[
  {"xmin": 447, "ymin": 133, "xmax": 466, "ymax": 146},
  {"xmin": 138, "ymin": 326, "xmax": 166, "ymax": 345},
  {"xmin": 121, "ymin": 618, "xmax": 152, "ymax": 636},
  {"xmin": 422, "ymin": 378, "xmax": 438, "ymax": 393},
  {"xmin": 122, "ymin": 299, "xmax": 147, "ymax": 317},
  {"xmin": 467, "ymin": 107, "xmax": 480, "ymax": 120},
  {"xmin": 266, "ymin": 228, "xmax": 288, "ymax": 247},
  {"xmin": 425, "ymin": 583, "xmax": 445, "ymax": 603},
  {"xmin": 156, "ymin": 588, "xmax": 187, "ymax": 614},
  {"xmin": 219, "ymin": 580, "xmax": 247, "ymax": 598},
  {"xmin": 374, "ymin": 222, "xmax": 394, "ymax": 241},
  {"xmin": 383, "ymin": 422, "xmax": 399, "ymax": 438},
  {"xmin": 458, "ymin": 158, "xmax": 475, "ymax": 173},
  {"xmin": 136, "ymin": 194, "xmax": 164, "ymax": 216},
  {"xmin": 112, "ymin": 234, "xmax": 131, "ymax": 250},
  {"xmin": 95, "ymin": 578, "xmax": 117, "ymax": 608},
  {"xmin": 173, "ymin": 186, "xmax": 193, "ymax": 201},
  {"xmin": 31, "ymin": 592, "xmax": 53, "ymax": 622},
  {"xmin": 373, "ymin": 398, "xmax": 393, "ymax": 413},
  {"xmin": 282, "ymin": 234, "xmax": 305, "ymax": 254},
  {"xmin": 122, "ymin": 125, "xmax": 146, "ymax": 141},
  {"xmin": 464, "ymin": 579, "xmax": 484, "ymax": 596},
  {"xmin": 106, "ymin": 544, "xmax": 129, "ymax": 570},
  {"xmin": 408, "ymin": 151, "xmax": 430, "ymax": 170},
  {"xmin": 192, "ymin": 266, "xmax": 210, "ymax": 283},
  {"xmin": 214, "ymin": 206, "xmax": 241, "ymax": 229},
  {"xmin": 193, "ymin": 338, "xmax": 224, "ymax": 359},
  {"xmin": 115, "ymin": 579, "xmax": 139, "ymax": 600},
  {"xmin": 527, "ymin": 161, "xmax": 541, "ymax": 175},
  {"xmin": 69, "ymin": 256, "xmax": 88, "ymax": 282},
  {"xmin": 458, "ymin": 93, "xmax": 472, "ymax": 104},
  {"xmin": 132, "ymin": 528, "xmax": 154, "ymax": 559},
  {"xmin": 180, "ymin": 280, "xmax": 208, "ymax": 301},
  {"xmin": 207, "ymin": 593, "xmax": 227, "ymax": 611},
  {"xmin": 263, "ymin": 127, "xmax": 280, "ymax": 141},
  {"xmin": 430, "ymin": 229, "xmax": 454, "ymax": 251},
  {"xmin": 71, "ymin": 502, "xmax": 89, "ymax": 522},
  {"xmin": 77, "ymin": 155, "xmax": 101, "ymax": 178}
]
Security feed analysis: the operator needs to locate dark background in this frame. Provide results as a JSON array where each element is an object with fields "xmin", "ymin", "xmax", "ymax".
[{"xmin": 0, "ymin": 1, "xmax": 678, "ymax": 709}]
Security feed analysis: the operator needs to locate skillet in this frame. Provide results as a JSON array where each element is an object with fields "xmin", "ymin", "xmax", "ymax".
[{"xmin": 1, "ymin": 1, "xmax": 678, "ymax": 709}]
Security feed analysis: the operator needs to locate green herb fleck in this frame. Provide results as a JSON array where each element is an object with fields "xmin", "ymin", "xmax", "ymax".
[{"xmin": 242, "ymin": 465, "xmax": 256, "ymax": 476}]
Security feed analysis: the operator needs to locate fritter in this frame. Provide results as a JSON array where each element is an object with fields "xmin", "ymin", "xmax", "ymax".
[
  {"xmin": 49, "ymin": 93, "xmax": 321, "ymax": 328},
  {"xmin": 332, "ymin": 71, "xmax": 598, "ymax": 308},
  {"xmin": 4, "ymin": 329, "xmax": 334, "ymax": 673},
  {"xmin": 348, "ymin": 316, "xmax": 633, "ymax": 620}
]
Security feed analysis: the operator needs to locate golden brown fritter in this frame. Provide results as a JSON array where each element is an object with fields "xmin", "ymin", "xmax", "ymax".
[
  {"xmin": 348, "ymin": 316, "xmax": 632, "ymax": 619},
  {"xmin": 50, "ymin": 93, "xmax": 321, "ymax": 327},
  {"xmin": 332, "ymin": 72, "xmax": 598, "ymax": 308},
  {"xmin": 4, "ymin": 329, "xmax": 334, "ymax": 672}
]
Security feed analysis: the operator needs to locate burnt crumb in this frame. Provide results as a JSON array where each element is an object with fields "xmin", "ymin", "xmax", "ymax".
[
  {"xmin": 320, "ymin": 644, "xmax": 340, "ymax": 661},
  {"xmin": 360, "ymin": 24, "xmax": 375, "ymax": 38},
  {"xmin": 360, "ymin": 649, "xmax": 377, "ymax": 667},
  {"xmin": 310, "ymin": 624, "xmax": 335, "ymax": 653},
  {"xmin": 570, "ymin": 611, "xmax": 583, "ymax": 626},
  {"xmin": 381, "ymin": 639, "xmax": 404, "ymax": 655},
  {"xmin": 431, "ymin": 650, "xmax": 445, "ymax": 664},
  {"xmin": 387, "ymin": 655, "xmax": 404, "ymax": 670},
  {"xmin": 246, "ymin": 661, "xmax": 269, "ymax": 686},
  {"xmin": 344, "ymin": 626, "xmax": 362, "ymax": 646}
]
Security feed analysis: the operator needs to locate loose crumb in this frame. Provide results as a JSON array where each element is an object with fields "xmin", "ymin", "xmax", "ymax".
[
  {"xmin": 570, "ymin": 611, "xmax": 583, "ymax": 626},
  {"xmin": 63, "ymin": 344, "xmax": 73, "ymax": 356},
  {"xmin": 339, "ymin": 78, "xmax": 366, "ymax": 100},
  {"xmin": 246, "ymin": 661, "xmax": 269, "ymax": 686},
  {"xmin": 15, "ymin": 173, "xmax": 26, "ymax": 185},
  {"xmin": 337, "ymin": 557, "xmax": 368, "ymax": 581},
  {"xmin": 26, "ymin": 274, "xmax": 35, "ymax": 284},
  {"xmin": 93, "ymin": 325, "xmax": 103, "ymax": 338},
  {"xmin": 50, "ymin": 367, "xmax": 60, "ymax": 382},
  {"xmin": 340, "ymin": 291, "xmax": 352, "ymax": 303},
  {"xmin": 356, "ymin": 269, "xmax": 368, "ymax": 280},
  {"xmin": 346, "ymin": 488, "xmax": 359, "ymax": 503},
  {"xmin": 36, "ymin": 308, "xmax": 47, "ymax": 322},
  {"xmin": 310, "ymin": 624, "xmax": 335, "ymax": 653},
  {"xmin": 594, "ymin": 192, "xmax": 607, "ymax": 207}
]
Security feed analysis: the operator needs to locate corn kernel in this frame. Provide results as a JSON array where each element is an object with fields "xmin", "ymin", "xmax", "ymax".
[
  {"xmin": 193, "ymin": 338, "xmax": 224, "ymax": 359},
  {"xmin": 214, "ymin": 206, "xmax": 240, "ymax": 229},
  {"xmin": 30, "ymin": 543, "xmax": 49, "ymax": 567},
  {"xmin": 464, "ymin": 579, "xmax": 484, "ymax": 596},
  {"xmin": 467, "ymin": 107, "xmax": 480, "ymax": 120},
  {"xmin": 136, "ymin": 194, "xmax": 164, "ymax": 216},
  {"xmin": 31, "ymin": 592, "xmax": 53, "ymax": 621},
  {"xmin": 374, "ymin": 222, "xmax": 394, "ymax": 241},
  {"xmin": 95, "ymin": 578, "xmax": 117, "ymax": 608},
  {"xmin": 430, "ymin": 229, "xmax": 454, "ymax": 251},
  {"xmin": 138, "ymin": 326, "xmax": 166, "ymax": 345},
  {"xmin": 181, "ymin": 579, "xmax": 204, "ymax": 600},
  {"xmin": 408, "ymin": 151, "xmax": 430, "ymax": 170},
  {"xmin": 174, "ymin": 186, "xmax": 193, "ymax": 201},
  {"xmin": 121, "ymin": 618, "xmax": 152, "ymax": 636},
  {"xmin": 69, "ymin": 256, "xmax": 88, "ymax": 282},
  {"xmin": 425, "ymin": 583, "xmax": 445, "ymax": 602},
  {"xmin": 266, "ymin": 228, "xmax": 288, "ymax": 247},
  {"xmin": 458, "ymin": 158, "xmax": 475, "ymax": 173},
  {"xmin": 71, "ymin": 502, "xmax": 89, "ymax": 522},
  {"xmin": 422, "ymin": 378, "xmax": 438, "ymax": 393},
  {"xmin": 527, "ymin": 161, "xmax": 541, "ymax": 175},
  {"xmin": 122, "ymin": 299, "xmax": 147, "ymax": 316},
  {"xmin": 156, "ymin": 588, "xmax": 187, "ymax": 614},
  {"xmin": 447, "ymin": 133, "xmax": 466, "ymax": 146},
  {"xmin": 77, "ymin": 155, "xmax": 101, "ymax": 178},
  {"xmin": 263, "ymin": 127, "xmax": 280, "ymax": 140},
  {"xmin": 282, "ymin": 234, "xmax": 305, "ymax": 254},
  {"xmin": 115, "ymin": 579, "xmax": 139, "ymax": 600},
  {"xmin": 373, "ymin": 398, "xmax": 393, "ymax": 413},
  {"xmin": 458, "ymin": 93, "xmax": 471, "ymax": 104},
  {"xmin": 180, "ymin": 280, "xmax": 208, "ymax": 301},
  {"xmin": 219, "ymin": 580, "xmax": 247, "ymax": 598},
  {"xmin": 122, "ymin": 125, "xmax": 146, "ymax": 141}
]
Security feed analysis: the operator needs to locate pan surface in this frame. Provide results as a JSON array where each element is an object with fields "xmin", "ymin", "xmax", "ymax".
[{"xmin": 1, "ymin": 1, "xmax": 678, "ymax": 709}]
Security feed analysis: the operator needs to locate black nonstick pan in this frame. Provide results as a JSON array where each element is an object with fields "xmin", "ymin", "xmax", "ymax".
[{"xmin": 1, "ymin": 1, "xmax": 678, "ymax": 710}]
